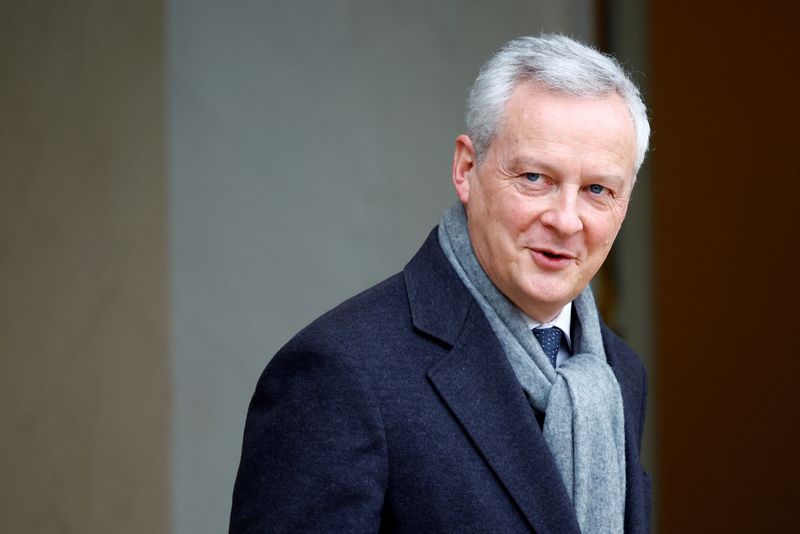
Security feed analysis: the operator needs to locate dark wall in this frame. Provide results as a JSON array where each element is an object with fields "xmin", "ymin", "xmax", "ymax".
[{"xmin": 650, "ymin": 3, "xmax": 800, "ymax": 531}]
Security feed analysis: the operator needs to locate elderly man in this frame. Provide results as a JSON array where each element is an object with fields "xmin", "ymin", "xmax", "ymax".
[{"xmin": 231, "ymin": 34, "xmax": 651, "ymax": 533}]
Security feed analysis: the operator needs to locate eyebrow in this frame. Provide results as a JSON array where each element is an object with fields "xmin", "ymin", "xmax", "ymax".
[
  {"xmin": 589, "ymin": 174, "xmax": 626, "ymax": 189},
  {"xmin": 507, "ymin": 156, "xmax": 558, "ymax": 175},
  {"xmin": 509, "ymin": 156, "xmax": 627, "ymax": 186}
]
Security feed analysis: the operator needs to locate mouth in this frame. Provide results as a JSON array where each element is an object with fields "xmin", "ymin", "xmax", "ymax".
[
  {"xmin": 535, "ymin": 248, "xmax": 574, "ymax": 261},
  {"xmin": 530, "ymin": 247, "xmax": 576, "ymax": 269}
]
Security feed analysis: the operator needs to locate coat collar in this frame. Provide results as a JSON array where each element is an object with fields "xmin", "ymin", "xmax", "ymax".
[
  {"xmin": 403, "ymin": 228, "xmax": 581, "ymax": 533},
  {"xmin": 403, "ymin": 228, "xmax": 473, "ymax": 346}
]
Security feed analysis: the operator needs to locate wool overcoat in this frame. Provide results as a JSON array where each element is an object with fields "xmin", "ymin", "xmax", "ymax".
[{"xmin": 230, "ymin": 229, "xmax": 652, "ymax": 533}]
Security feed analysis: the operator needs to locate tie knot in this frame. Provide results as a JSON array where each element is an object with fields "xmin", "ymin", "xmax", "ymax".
[{"xmin": 533, "ymin": 327, "xmax": 562, "ymax": 368}]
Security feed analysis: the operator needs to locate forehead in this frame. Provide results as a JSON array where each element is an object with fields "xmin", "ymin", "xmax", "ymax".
[{"xmin": 495, "ymin": 83, "xmax": 636, "ymax": 177}]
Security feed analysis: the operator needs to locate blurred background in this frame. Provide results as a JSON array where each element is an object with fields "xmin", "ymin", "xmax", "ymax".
[{"xmin": 1, "ymin": 1, "xmax": 797, "ymax": 532}]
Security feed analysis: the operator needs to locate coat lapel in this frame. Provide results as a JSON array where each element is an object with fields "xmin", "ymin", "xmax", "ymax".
[{"xmin": 404, "ymin": 229, "xmax": 581, "ymax": 533}]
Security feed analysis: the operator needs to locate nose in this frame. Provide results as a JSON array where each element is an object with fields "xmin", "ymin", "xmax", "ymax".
[{"xmin": 539, "ymin": 188, "xmax": 583, "ymax": 236}]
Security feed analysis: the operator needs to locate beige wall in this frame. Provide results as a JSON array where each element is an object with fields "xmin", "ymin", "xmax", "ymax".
[{"xmin": 0, "ymin": 3, "xmax": 170, "ymax": 533}]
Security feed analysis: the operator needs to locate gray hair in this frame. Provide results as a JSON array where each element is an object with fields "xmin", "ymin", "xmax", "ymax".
[{"xmin": 466, "ymin": 34, "xmax": 650, "ymax": 172}]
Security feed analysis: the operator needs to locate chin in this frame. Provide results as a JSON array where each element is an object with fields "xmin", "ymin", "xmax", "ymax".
[{"xmin": 523, "ymin": 284, "xmax": 571, "ymax": 306}]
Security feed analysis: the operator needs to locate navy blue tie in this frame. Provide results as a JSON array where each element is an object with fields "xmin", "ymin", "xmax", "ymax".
[{"xmin": 533, "ymin": 327, "xmax": 562, "ymax": 368}]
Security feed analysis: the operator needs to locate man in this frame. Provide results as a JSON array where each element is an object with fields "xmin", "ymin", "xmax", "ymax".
[{"xmin": 231, "ymin": 34, "xmax": 651, "ymax": 533}]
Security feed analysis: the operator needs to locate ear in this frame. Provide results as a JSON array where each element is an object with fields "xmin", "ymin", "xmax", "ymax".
[{"xmin": 452, "ymin": 134, "xmax": 476, "ymax": 205}]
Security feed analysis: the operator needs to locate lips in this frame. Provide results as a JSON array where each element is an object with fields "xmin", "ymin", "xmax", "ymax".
[
  {"xmin": 529, "ymin": 247, "xmax": 576, "ymax": 269},
  {"xmin": 536, "ymin": 247, "xmax": 575, "ymax": 259}
]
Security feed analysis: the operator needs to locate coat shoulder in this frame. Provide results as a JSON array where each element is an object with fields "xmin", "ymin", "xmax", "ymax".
[
  {"xmin": 282, "ymin": 271, "xmax": 411, "ymax": 360},
  {"xmin": 601, "ymin": 323, "xmax": 647, "ymax": 389}
]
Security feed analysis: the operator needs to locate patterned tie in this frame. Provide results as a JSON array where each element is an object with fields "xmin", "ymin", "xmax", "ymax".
[{"xmin": 532, "ymin": 327, "xmax": 563, "ymax": 368}]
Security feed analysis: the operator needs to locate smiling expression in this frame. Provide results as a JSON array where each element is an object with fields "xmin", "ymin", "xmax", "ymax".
[{"xmin": 452, "ymin": 82, "xmax": 637, "ymax": 322}]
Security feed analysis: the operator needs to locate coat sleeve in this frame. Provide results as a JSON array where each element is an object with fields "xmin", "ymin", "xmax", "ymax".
[{"xmin": 229, "ymin": 342, "xmax": 388, "ymax": 533}]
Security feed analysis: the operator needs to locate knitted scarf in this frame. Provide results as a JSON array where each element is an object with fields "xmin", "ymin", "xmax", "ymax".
[{"xmin": 438, "ymin": 203, "xmax": 626, "ymax": 533}]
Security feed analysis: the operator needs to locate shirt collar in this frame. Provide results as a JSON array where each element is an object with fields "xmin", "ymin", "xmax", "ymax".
[{"xmin": 521, "ymin": 302, "xmax": 573, "ymax": 351}]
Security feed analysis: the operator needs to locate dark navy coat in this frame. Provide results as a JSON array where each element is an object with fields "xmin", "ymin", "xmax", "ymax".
[{"xmin": 230, "ymin": 229, "xmax": 651, "ymax": 533}]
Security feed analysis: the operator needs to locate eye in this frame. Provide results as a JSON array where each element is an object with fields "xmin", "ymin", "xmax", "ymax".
[
  {"xmin": 588, "ymin": 184, "xmax": 607, "ymax": 195},
  {"xmin": 525, "ymin": 172, "xmax": 542, "ymax": 182}
]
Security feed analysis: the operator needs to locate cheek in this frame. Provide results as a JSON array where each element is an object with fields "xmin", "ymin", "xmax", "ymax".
[
  {"xmin": 475, "ymin": 191, "xmax": 516, "ymax": 234},
  {"xmin": 498, "ymin": 196, "xmax": 538, "ymax": 234},
  {"xmin": 587, "ymin": 213, "xmax": 623, "ymax": 249}
]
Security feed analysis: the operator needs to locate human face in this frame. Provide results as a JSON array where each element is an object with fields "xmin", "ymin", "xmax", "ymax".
[{"xmin": 452, "ymin": 83, "xmax": 636, "ymax": 322}]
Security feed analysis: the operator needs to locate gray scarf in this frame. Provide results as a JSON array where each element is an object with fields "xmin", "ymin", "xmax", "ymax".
[{"xmin": 438, "ymin": 203, "xmax": 626, "ymax": 533}]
